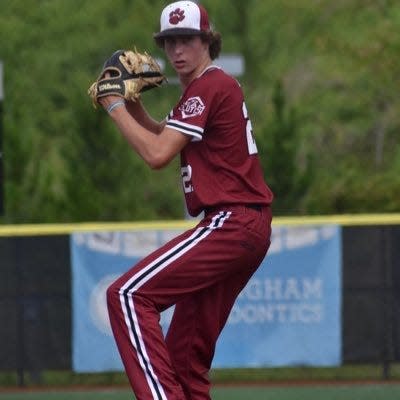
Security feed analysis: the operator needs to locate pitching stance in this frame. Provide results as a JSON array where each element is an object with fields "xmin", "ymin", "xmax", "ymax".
[{"xmin": 88, "ymin": 1, "xmax": 273, "ymax": 399}]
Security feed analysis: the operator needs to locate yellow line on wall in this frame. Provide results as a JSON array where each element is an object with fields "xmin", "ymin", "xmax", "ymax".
[
  {"xmin": 0, "ymin": 221, "xmax": 195, "ymax": 237},
  {"xmin": 1, "ymin": 213, "xmax": 400, "ymax": 237},
  {"xmin": 274, "ymin": 213, "xmax": 400, "ymax": 226}
]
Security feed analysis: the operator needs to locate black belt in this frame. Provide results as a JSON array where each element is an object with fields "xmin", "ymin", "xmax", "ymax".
[
  {"xmin": 204, "ymin": 204, "xmax": 262, "ymax": 215},
  {"xmin": 246, "ymin": 204, "xmax": 262, "ymax": 212}
]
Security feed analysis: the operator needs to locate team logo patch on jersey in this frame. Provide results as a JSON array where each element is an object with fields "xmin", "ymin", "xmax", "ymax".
[{"xmin": 179, "ymin": 97, "xmax": 205, "ymax": 119}]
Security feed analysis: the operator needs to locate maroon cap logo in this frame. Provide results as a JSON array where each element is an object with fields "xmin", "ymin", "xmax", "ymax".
[{"xmin": 169, "ymin": 8, "xmax": 185, "ymax": 25}]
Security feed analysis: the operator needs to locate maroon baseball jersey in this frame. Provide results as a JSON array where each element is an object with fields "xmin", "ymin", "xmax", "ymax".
[{"xmin": 166, "ymin": 66, "xmax": 273, "ymax": 216}]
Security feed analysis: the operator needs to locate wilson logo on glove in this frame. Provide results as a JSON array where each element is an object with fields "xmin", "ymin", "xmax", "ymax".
[
  {"xmin": 87, "ymin": 48, "xmax": 167, "ymax": 108},
  {"xmin": 98, "ymin": 83, "xmax": 122, "ymax": 91}
]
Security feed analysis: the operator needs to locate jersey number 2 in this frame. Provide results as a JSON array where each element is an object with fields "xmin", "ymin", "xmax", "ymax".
[
  {"xmin": 242, "ymin": 102, "xmax": 258, "ymax": 155},
  {"xmin": 181, "ymin": 165, "xmax": 193, "ymax": 193}
]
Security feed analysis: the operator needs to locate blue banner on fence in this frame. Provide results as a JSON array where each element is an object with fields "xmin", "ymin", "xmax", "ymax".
[{"xmin": 71, "ymin": 225, "xmax": 342, "ymax": 372}]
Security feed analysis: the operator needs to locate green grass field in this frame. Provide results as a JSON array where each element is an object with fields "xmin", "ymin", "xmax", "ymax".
[
  {"xmin": 2, "ymin": 365, "xmax": 400, "ymax": 399},
  {"xmin": 1, "ymin": 384, "xmax": 400, "ymax": 400}
]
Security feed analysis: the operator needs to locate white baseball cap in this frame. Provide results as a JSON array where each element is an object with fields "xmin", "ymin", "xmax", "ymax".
[{"xmin": 154, "ymin": 1, "xmax": 211, "ymax": 39}]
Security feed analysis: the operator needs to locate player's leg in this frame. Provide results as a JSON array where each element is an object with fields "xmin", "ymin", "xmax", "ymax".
[
  {"xmin": 165, "ymin": 267, "xmax": 261, "ymax": 399},
  {"xmin": 165, "ymin": 206, "xmax": 272, "ymax": 399},
  {"xmin": 106, "ymin": 212, "xmax": 234, "ymax": 399},
  {"xmin": 106, "ymin": 227, "xmax": 198, "ymax": 400}
]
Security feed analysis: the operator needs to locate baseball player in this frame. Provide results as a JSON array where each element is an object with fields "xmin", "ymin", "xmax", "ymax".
[{"xmin": 98, "ymin": 1, "xmax": 274, "ymax": 399}]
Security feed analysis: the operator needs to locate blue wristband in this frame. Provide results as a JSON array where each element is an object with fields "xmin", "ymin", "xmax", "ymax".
[{"xmin": 106, "ymin": 100, "xmax": 125, "ymax": 114}]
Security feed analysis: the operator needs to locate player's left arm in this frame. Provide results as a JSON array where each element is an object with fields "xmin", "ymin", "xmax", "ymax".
[
  {"xmin": 101, "ymin": 96, "xmax": 189, "ymax": 169},
  {"xmin": 125, "ymin": 100, "xmax": 167, "ymax": 134}
]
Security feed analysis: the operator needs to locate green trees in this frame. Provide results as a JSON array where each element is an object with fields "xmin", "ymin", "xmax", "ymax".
[
  {"xmin": 1, "ymin": 0, "xmax": 399, "ymax": 222},
  {"xmin": 258, "ymin": 81, "xmax": 313, "ymax": 215}
]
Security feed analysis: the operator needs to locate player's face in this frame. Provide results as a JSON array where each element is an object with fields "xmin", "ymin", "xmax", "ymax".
[{"xmin": 164, "ymin": 35, "xmax": 210, "ymax": 81}]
